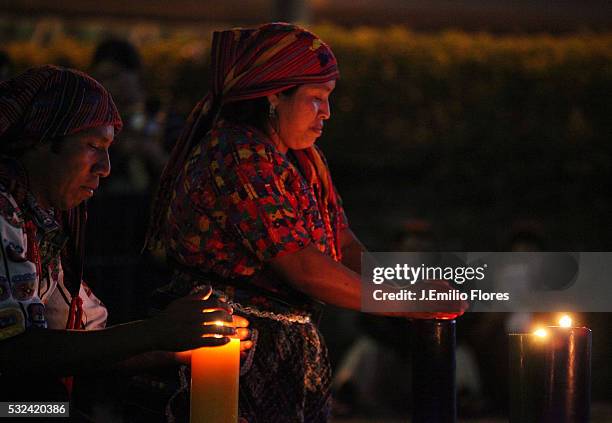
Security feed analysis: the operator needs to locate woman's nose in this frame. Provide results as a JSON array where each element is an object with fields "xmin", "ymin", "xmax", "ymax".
[
  {"xmin": 93, "ymin": 150, "xmax": 111, "ymax": 178},
  {"xmin": 319, "ymin": 99, "xmax": 331, "ymax": 120}
]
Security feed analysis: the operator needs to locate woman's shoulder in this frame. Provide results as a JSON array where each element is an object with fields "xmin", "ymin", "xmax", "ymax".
[{"xmin": 210, "ymin": 120, "xmax": 288, "ymax": 167}]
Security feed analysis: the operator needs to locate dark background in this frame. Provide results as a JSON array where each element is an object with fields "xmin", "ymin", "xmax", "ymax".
[{"xmin": 1, "ymin": 1, "xmax": 611, "ymax": 420}]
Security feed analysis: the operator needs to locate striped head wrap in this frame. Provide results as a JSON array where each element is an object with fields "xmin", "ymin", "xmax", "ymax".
[
  {"xmin": 0, "ymin": 65, "xmax": 122, "ymax": 331},
  {"xmin": 147, "ymin": 22, "xmax": 342, "ymax": 257},
  {"xmin": 0, "ymin": 64, "xmax": 123, "ymax": 153}
]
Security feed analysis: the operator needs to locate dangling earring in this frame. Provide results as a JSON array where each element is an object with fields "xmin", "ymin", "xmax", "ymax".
[
  {"xmin": 267, "ymin": 102, "xmax": 282, "ymax": 149},
  {"xmin": 269, "ymin": 103, "xmax": 280, "ymax": 134},
  {"xmin": 269, "ymin": 103, "xmax": 277, "ymax": 120}
]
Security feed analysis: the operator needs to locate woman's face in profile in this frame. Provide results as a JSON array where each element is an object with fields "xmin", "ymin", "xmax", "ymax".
[{"xmin": 271, "ymin": 80, "xmax": 336, "ymax": 153}]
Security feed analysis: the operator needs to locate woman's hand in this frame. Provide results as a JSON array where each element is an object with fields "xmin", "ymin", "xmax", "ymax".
[
  {"xmin": 232, "ymin": 315, "xmax": 253, "ymax": 360},
  {"xmin": 144, "ymin": 286, "xmax": 235, "ymax": 352},
  {"xmin": 380, "ymin": 280, "xmax": 469, "ymax": 320},
  {"xmin": 401, "ymin": 311, "xmax": 466, "ymax": 320},
  {"xmin": 402, "ymin": 280, "xmax": 469, "ymax": 320},
  {"xmin": 173, "ymin": 314, "xmax": 253, "ymax": 365}
]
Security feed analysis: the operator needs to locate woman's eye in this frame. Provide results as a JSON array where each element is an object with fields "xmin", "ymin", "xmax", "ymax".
[{"xmin": 89, "ymin": 144, "xmax": 102, "ymax": 151}]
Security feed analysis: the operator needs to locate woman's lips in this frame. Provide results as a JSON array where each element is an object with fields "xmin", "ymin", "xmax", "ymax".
[
  {"xmin": 81, "ymin": 186, "xmax": 95, "ymax": 197},
  {"xmin": 311, "ymin": 127, "xmax": 323, "ymax": 135}
]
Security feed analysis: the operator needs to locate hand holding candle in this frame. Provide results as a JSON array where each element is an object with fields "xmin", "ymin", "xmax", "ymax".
[
  {"xmin": 175, "ymin": 315, "xmax": 252, "ymax": 365},
  {"xmin": 190, "ymin": 294, "xmax": 247, "ymax": 423},
  {"xmin": 144, "ymin": 286, "xmax": 236, "ymax": 351}
]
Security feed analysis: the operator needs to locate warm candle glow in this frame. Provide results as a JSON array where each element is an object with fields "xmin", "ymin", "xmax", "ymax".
[
  {"xmin": 191, "ymin": 338, "xmax": 240, "ymax": 422},
  {"xmin": 559, "ymin": 315, "xmax": 572, "ymax": 328},
  {"xmin": 534, "ymin": 328, "xmax": 548, "ymax": 338}
]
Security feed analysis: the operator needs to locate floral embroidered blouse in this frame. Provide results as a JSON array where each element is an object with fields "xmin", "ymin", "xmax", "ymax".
[{"xmin": 162, "ymin": 120, "xmax": 348, "ymax": 301}]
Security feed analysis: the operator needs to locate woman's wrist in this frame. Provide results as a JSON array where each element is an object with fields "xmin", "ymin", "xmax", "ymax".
[{"xmin": 126, "ymin": 319, "xmax": 160, "ymax": 352}]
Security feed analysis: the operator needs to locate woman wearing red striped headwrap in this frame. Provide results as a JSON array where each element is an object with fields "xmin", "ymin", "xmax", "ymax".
[
  {"xmin": 146, "ymin": 23, "xmax": 372, "ymax": 422},
  {"xmin": 0, "ymin": 64, "xmax": 121, "ymax": 400},
  {"xmin": 0, "ymin": 65, "xmax": 241, "ymax": 405}
]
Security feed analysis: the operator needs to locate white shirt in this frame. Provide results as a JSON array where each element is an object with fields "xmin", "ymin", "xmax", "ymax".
[{"xmin": 0, "ymin": 184, "xmax": 107, "ymax": 341}]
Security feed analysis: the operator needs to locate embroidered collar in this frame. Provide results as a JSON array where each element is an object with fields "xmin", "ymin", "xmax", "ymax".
[
  {"xmin": 24, "ymin": 191, "xmax": 60, "ymax": 235},
  {"xmin": 24, "ymin": 192, "xmax": 68, "ymax": 258}
]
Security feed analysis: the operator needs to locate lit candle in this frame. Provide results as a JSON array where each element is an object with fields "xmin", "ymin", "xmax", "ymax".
[
  {"xmin": 190, "ymin": 323, "xmax": 240, "ymax": 423},
  {"xmin": 509, "ymin": 315, "xmax": 591, "ymax": 423}
]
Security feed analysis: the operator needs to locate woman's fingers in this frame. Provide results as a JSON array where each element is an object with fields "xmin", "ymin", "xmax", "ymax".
[
  {"xmin": 198, "ymin": 337, "xmax": 231, "ymax": 348},
  {"xmin": 201, "ymin": 324, "xmax": 236, "ymax": 336},
  {"xmin": 232, "ymin": 315, "xmax": 249, "ymax": 328},
  {"xmin": 405, "ymin": 311, "xmax": 464, "ymax": 320},
  {"xmin": 200, "ymin": 309, "xmax": 233, "ymax": 323},
  {"xmin": 235, "ymin": 327, "xmax": 251, "ymax": 340},
  {"xmin": 199, "ymin": 285, "xmax": 213, "ymax": 300},
  {"xmin": 182, "ymin": 292, "xmax": 232, "ymax": 313},
  {"xmin": 201, "ymin": 298, "xmax": 233, "ymax": 313},
  {"xmin": 240, "ymin": 340, "xmax": 253, "ymax": 352}
]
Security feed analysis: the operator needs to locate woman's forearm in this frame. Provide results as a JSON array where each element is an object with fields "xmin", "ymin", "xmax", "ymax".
[
  {"xmin": 0, "ymin": 293, "xmax": 242, "ymax": 377},
  {"xmin": 270, "ymin": 244, "xmax": 363, "ymax": 310},
  {"xmin": 339, "ymin": 228, "xmax": 367, "ymax": 273},
  {"xmin": 0, "ymin": 320, "xmax": 156, "ymax": 377},
  {"xmin": 269, "ymin": 243, "xmax": 467, "ymax": 318},
  {"xmin": 112, "ymin": 350, "xmax": 180, "ymax": 374}
]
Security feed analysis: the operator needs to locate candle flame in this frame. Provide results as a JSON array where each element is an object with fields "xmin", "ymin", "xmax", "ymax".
[
  {"xmin": 559, "ymin": 315, "xmax": 572, "ymax": 328},
  {"xmin": 534, "ymin": 328, "xmax": 548, "ymax": 338},
  {"xmin": 215, "ymin": 321, "xmax": 225, "ymax": 327}
]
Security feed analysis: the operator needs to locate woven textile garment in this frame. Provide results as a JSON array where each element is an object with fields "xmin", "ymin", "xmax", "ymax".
[{"xmin": 148, "ymin": 24, "xmax": 345, "ymax": 422}]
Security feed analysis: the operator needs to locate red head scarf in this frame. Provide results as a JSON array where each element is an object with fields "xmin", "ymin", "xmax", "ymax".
[
  {"xmin": 147, "ymin": 23, "xmax": 342, "ymax": 258},
  {"xmin": 0, "ymin": 64, "xmax": 122, "ymax": 152}
]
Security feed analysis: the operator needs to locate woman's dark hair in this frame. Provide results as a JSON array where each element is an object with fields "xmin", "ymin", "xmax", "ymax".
[{"xmin": 218, "ymin": 85, "xmax": 299, "ymax": 133}]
